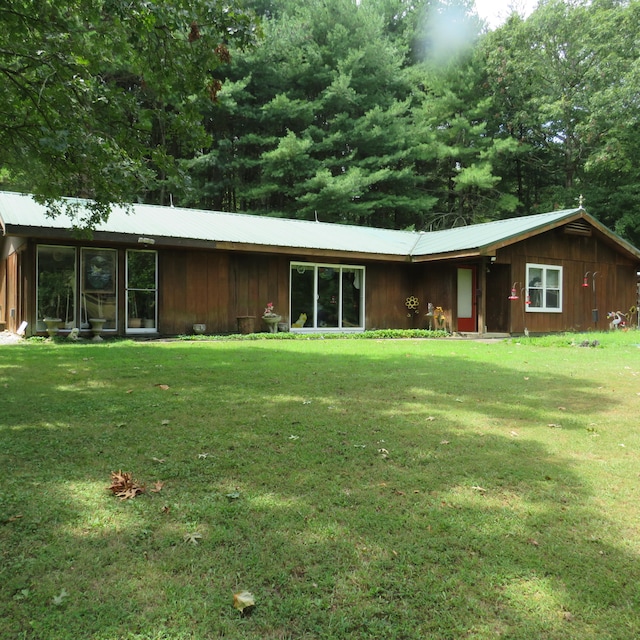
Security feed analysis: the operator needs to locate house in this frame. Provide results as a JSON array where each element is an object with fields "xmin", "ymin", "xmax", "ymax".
[{"xmin": 1, "ymin": 191, "xmax": 639, "ymax": 337}]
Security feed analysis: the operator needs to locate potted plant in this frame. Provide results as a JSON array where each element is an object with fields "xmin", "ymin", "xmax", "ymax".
[
  {"xmin": 89, "ymin": 294, "xmax": 107, "ymax": 341},
  {"xmin": 262, "ymin": 302, "xmax": 282, "ymax": 333}
]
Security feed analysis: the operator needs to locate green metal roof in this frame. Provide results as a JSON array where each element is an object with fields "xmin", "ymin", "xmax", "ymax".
[{"xmin": 1, "ymin": 191, "xmax": 639, "ymax": 262}]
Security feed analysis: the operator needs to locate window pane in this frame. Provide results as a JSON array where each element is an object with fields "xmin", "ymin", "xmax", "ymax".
[
  {"xmin": 81, "ymin": 249, "xmax": 117, "ymax": 330},
  {"xmin": 546, "ymin": 290, "xmax": 560, "ymax": 308},
  {"xmin": 528, "ymin": 268, "xmax": 543, "ymax": 287},
  {"xmin": 127, "ymin": 251, "xmax": 156, "ymax": 289},
  {"xmin": 37, "ymin": 246, "xmax": 76, "ymax": 330},
  {"xmin": 342, "ymin": 269, "xmax": 363, "ymax": 327},
  {"xmin": 527, "ymin": 267, "xmax": 543, "ymax": 308},
  {"xmin": 546, "ymin": 269, "xmax": 560, "ymax": 288},
  {"xmin": 317, "ymin": 267, "xmax": 339, "ymax": 328},
  {"xmin": 291, "ymin": 265, "xmax": 314, "ymax": 328}
]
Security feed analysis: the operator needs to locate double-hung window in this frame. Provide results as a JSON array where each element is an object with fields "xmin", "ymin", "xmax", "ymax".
[{"xmin": 526, "ymin": 264, "xmax": 562, "ymax": 312}]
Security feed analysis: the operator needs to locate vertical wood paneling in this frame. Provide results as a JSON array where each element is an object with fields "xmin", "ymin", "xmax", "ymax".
[{"xmin": 0, "ymin": 256, "xmax": 6, "ymax": 325}]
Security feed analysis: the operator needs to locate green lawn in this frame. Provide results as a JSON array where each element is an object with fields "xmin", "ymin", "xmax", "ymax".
[{"xmin": 1, "ymin": 333, "xmax": 639, "ymax": 639}]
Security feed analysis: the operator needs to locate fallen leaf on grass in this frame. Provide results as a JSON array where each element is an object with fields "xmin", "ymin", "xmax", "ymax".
[
  {"xmin": 151, "ymin": 457, "xmax": 165, "ymax": 463},
  {"xmin": 226, "ymin": 491, "xmax": 241, "ymax": 500},
  {"xmin": 440, "ymin": 440, "xmax": 450, "ymax": 445},
  {"xmin": 510, "ymin": 431, "xmax": 519, "ymax": 437},
  {"xmin": 198, "ymin": 453, "xmax": 209, "ymax": 459},
  {"xmin": 426, "ymin": 416, "xmax": 436, "ymax": 421},
  {"xmin": 150, "ymin": 481, "xmax": 164, "ymax": 493},
  {"xmin": 6, "ymin": 514, "xmax": 23, "ymax": 523},
  {"xmin": 107, "ymin": 471, "xmax": 145, "ymax": 500},
  {"xmin": 527, "ymin": 538, "xmax": 540, "ymax": 546},
  {"xmin": 233, "ymin": 590, "xmax": 255, "ymax": 611},
  {"xmin": 155, "ymin": 384, "xmax": 170, "ymax": 390},
  {"xmin": 471, "ymin": 485, "xmax": 487, "ymax": 493},
  {"xmin": 51, "ymin": 589, "xmax": 69, "ymax": 606},
  {"xmin": 161, "ymin": 419, "xmax": 170, "ymax": 425},
  {"xmin": 558, "ymin": 406, "xmax": 567, "ymax": 411},
  {"xmin": 183, "ymin": 532, "xmax": 202, "ymax": 545}
]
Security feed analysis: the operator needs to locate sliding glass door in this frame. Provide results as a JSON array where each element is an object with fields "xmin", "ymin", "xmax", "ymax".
[{"xmin": 290, "ymin": 262, "xmax": 365, "ymax": 331}]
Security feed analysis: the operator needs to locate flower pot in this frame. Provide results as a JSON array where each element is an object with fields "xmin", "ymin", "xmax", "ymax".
[
  {"xmin": 129, "ymin": 318, "xmax": 142, "ymax": 328},
  {"xmin": 237, "ymin": 316, "xmax": 255, "ymax": 334},
  {"xmin": 192, "ymin": 323, "xmax": 206, "ymax": 335},
  {"xmin": 43, "ymin": 317, "xmax": 62, "ymax": 337},
  {"xmin": 89, "ymin": 318, "xmax": 107, "ymax": 341},
  {"xmin": 262, "ymin": 314, "xmax": 282, "ymax": 333}
]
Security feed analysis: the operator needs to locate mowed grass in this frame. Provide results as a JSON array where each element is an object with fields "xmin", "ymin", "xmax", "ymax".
[{"xmin": 1, "ymin": 332, "xmax": 639, "ymax": 639}]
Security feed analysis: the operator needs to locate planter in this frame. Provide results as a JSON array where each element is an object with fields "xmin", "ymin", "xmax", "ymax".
[
  {"xmin": 43, "ymin": 317, "xmax": 62, "ymax": 337},
  {"xmin": 129, "ymin": 318, "xmax": 142, "ymax": 328},
  {"xmin": 192, "ymin": 323, "xmax": 206, "ymax": 335},
  {"xmin": 143, "ymin": 319, "xmax": 155, "ymax": 329},
  {"xmin": 237, "ymin": 316, "xmax": 255, "ymax": 334},
  {"xmin": 262, "ymin": 314, "xmax": 282, "ymax": 333},
  {"xmin": 89, "ymin": 317, "xmax": 107, "ymax": 342}
]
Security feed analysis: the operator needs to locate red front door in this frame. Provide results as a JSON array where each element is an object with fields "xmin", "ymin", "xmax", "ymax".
[{"xmin": 457, "ymin": 266, "xmax": 477, "ymax": 332}]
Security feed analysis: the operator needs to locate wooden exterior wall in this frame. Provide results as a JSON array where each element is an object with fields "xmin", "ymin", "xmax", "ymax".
[
  {"xmin": 1, "ymin": 252, "xmax": 20, "ymax": 333},
  {"xmin": 494, "ymin": 226, "xmax": 638, "ymax": 334},
  {"xmin": 159, "ymin": 249, "xmax": 292, "ymax": 335},
  {"xmin": 158, "ymin": 248, "xmax": 417, "ymax": 334},
  {"xmin": 3, "ymin": 221, "xmax": 638, "ymax": 337}
]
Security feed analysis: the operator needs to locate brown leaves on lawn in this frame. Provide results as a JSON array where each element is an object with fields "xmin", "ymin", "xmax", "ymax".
[
  {"xmin": 107, "ymin": 470, "xmax": 146, "ymax": 500},
  {"xmin": 150, "ymin": 481, "xmax": 164, "ymax": 493}
]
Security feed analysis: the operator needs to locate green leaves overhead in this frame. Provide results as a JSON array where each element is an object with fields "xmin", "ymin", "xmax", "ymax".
[
  {"xmin": 0, "ymin": 0, "xmax": 260, "ymax": 223},
  {"xmin": 2, "ymin": 0, "xmax": 639, "ymax": 242}
]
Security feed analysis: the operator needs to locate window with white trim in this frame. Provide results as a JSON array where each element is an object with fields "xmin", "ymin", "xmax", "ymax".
[
  {"xmin": 126, "ymin": 250, "xmax": 158, "ymax": 332},
  {"xmin": 290, "ymin": 263, "xmax": 365, "ymax": 330},
  {"xmin": 526, "ymin": 264, "xmax": 562, "ymax": 312}
]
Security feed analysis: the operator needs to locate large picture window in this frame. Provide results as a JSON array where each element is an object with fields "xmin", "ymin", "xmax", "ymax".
[
  {"xmin": 36, "ymin": 246, "xmax": 77, "ymax": 332},
  {"xmin": 526, "ymin": 264, "xmax": 562, "ymax": 313},
  {"xmin": 80, "ymin": 248, "xmax": 117, "ymax": 330},
  {"xmin": 290, "ymin": 263, "xmax": 365, "ymax": 331}
]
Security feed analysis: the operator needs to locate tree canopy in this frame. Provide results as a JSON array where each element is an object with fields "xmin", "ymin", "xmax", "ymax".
[
  {"xmin": 2, "ymin": 0, "xmax": 639, "ymax": 244},
  {"xmin": 0, "ymin": 0, "xmax": 259, "ymax": 226}
]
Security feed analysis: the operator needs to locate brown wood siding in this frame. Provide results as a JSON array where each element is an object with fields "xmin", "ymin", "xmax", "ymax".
[
  {"xmin": 0, "ymin": 255, "xmax": 5, "ymax": 326},
  {"xmin": 5, "ymin": 252, "xmax": 19, "ymax": 332},
  {"xmin": 496, "ymin": 227, "xmax": 638, "ymax": 334},
  {"xmin": 365, "ymin": 263, "xmax": 413, "ymax": 329},
  {"xmin": 158, "ymin": 249, "xmax": 292, "ymax": 334}
]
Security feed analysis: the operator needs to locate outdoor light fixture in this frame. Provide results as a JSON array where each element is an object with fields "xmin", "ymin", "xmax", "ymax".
[
  {"xmin": 138, "ymin": 237, "xmax": 155, "ymax": 245},
  {"xmin": 582, "ymin": 271, "xmax": 590, "ymax": 287},
  {"xmin": 508, "ymin": 282, "xmax": 520, "ymax": 300}
]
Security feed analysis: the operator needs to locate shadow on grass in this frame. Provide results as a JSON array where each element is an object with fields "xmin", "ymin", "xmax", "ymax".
[{"xmin": 1, "ymin": 340, "xmax": 638, "ymax": 639}]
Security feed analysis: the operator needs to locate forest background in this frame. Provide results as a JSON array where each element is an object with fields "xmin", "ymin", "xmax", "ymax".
[{"xmin": 1, "ymin": 0, "xmax": 639, "ymax": 245}]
